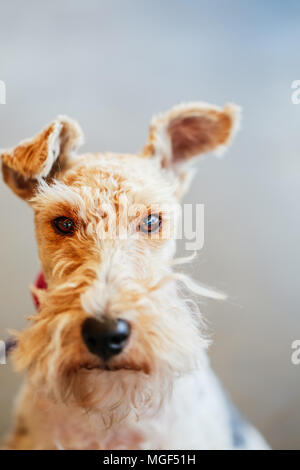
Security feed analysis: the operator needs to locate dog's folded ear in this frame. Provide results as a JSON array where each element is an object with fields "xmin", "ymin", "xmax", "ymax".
[
  {"xmin": 142, "ymin": 102, "xmax": 241, "ymax": 196},
  {"xmin": 1, "ymin": 116, "xmax": 84, "ymax": 200}
]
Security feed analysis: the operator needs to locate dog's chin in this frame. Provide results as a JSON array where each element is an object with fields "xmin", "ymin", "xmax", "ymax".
[{"xmin": 55, "ymin": 361, "xmax": 173, "ymax": 423}]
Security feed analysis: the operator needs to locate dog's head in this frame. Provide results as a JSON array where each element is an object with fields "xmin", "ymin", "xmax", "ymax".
[{"xmin": 1, "ymin": 102, "xmax": 240, "ymax": 422}]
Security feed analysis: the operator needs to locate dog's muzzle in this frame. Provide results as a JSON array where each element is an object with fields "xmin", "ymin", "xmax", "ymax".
[{"xmin": 81, "ymin": 317, "xmax": 131, "ymax": 361}]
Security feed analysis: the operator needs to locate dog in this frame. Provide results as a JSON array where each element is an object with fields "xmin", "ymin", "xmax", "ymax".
[{"xmin": 1, "ymin": 102, "xmax": 269, "ymax": 449}]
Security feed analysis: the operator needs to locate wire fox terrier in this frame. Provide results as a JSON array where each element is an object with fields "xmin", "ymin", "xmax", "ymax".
[{"xmin": 1, "ymin": 102, "xmax": 268, "ymax": 449}]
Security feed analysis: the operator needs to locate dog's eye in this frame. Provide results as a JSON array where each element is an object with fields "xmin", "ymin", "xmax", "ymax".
[
  {"xmin": 139, "ymin": 213, "xmax": 161, "ymax": 234},
  {"xmin": 52, "ymin": 217, "xmax": 75, "ymax": 235}
]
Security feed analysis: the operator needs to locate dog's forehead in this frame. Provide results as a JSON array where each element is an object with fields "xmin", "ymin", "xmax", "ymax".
[
  {"xmin": 64, "ymin": 153, "xmax": 150, "ymax": 185},
  {"xmin": 32, "ymin": 152, "xmax": 176, "ymax": 217},
  {"xmin": 60, "ymin": 152, "xmax": 174, "ymax": 203}
]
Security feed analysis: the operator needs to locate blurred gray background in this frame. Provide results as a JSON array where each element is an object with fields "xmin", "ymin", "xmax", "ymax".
[{"xmin": 0, "ymin": 0, "xmax": 299, "ymax": 449}]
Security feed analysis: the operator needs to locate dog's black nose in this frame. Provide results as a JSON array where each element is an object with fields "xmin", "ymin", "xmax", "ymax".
[{"xmin": 81, "ymin": 317, "xmax": 131, "ymax": 361}]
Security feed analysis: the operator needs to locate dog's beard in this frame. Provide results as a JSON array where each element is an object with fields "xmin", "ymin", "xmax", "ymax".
[
  {"xmin": 47, "ymin": 338, "xmax": 202, "ymax": 427},
  {"xmin": 55, "ymin": 366, "xmax": 173, "ymax": 426},
  {"xmin": 14, "ymin": 274, "xmax": 209, "ymax": 427},
  {"xmin": 32, "ymin": 315, "xmax": 203, "ymax": 427}
]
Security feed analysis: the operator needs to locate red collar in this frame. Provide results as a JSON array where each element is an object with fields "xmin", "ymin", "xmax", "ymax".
[
  {"xmin": 6, "ymin": 271, "xmax": 47, "ymax": 354},
  {"xmin": 32, "ymin": 271, "xmax": 47, "ymax": 309}
]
